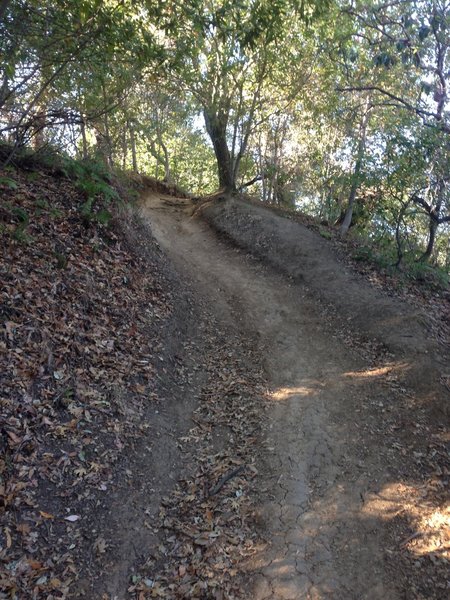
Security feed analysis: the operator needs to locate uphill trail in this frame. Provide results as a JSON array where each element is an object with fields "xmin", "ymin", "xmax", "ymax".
[{"xmin": 139, "ymin": 192, "xmax": 434, "ymax": 599}]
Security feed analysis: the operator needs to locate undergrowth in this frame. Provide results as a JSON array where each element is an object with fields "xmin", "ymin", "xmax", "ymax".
[
  {"xmin": 60, "ymin": 157, "xmax": 120, "ymax": 225},
  {"xmin": 351, "ymin": 238, "xmax": 449, "ymax": 292},
  {"xmin": 0, "ymin": 144, "xmax": 140, "ymax": 231}
]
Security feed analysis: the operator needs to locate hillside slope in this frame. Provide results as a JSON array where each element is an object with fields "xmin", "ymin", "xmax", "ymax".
[{"xmin": 0, "ymin": 167, "xmax": 205, "ymax": 597}]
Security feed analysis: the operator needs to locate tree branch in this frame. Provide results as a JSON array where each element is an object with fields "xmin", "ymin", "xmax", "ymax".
[{"xmin": 337, "ymin": 85, "xmax": 450, "ymax": 133}]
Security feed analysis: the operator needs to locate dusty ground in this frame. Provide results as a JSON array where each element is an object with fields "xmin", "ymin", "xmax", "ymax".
[{"xmin": 139, "ymin": 192, "xmax": 449, "ymax": 599}]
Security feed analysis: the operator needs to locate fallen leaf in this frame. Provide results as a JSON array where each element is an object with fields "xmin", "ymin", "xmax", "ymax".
[
  {"xmin": 4, "ymin": 527, "xmax": 12, "ymax": 548},
  {"xmin": 39, "ymin": 511, "xmax": 54, "ymax": 520},
  {"xmin": 16, "ymin": 523, "xmax": 31, "ymax": 534},
  {"xmin": 64, "ymin": 515, "xmax": 80, "ymax": 522},
  {"xmin": 93, "ymin": 536, "xmax": 107, "ymax": 554}
]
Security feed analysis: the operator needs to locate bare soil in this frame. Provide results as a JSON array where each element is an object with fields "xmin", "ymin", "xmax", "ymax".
[{"xmin": 138, "ymin": 192, "xmax": 449, "ymax": 599}]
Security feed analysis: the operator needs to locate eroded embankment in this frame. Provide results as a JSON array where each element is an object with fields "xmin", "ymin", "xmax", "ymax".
[{"xmin": 202, "ymin": 197, "xmax": 449, "ymax": 401}]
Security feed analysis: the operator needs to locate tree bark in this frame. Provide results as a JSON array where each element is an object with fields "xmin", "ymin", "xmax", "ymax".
[
  {"xmin": 80, "ymin": 116, "xmax": 88, "ymax": 160},
  {"xmin": 128, "ymin": 121, "xmax": 137, "ymax": 172},
  {"xmin": 121, "ymin": 128, "xmax": 127, "ymax": 169},
  {"xmin": 159, "ymin": 138, "xmax": 170, "ymax": 181},
  {"xmin": 203, "ymin": 109, "xmax": 235, "ymax": 192},
  {"xmin": 340, "ymin": 100, "xmax": 370, "ymax": 236},
  {"xmin": 420, "ymin": 218, "xmax": 438, "ymax": 263},
  {"xmin": 418, "ymin": 180, "xmax": 444, "ymax": 262}
]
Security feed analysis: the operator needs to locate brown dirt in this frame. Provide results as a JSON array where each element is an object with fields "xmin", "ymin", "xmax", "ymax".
[{"xmin": 138, "ymin": 192, "xmax": 449, "ymax": 599}]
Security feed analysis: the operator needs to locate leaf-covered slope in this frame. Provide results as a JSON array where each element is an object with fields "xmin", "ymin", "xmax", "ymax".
[{"xmin": 0, "ymin": 168, "xmax": 170, "ymax": 596}]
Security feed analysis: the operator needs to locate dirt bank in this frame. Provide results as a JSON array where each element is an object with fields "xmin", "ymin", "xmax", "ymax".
[{"xmin": 202, "ymin": 197, "xmax": 449, "ymax": 402}]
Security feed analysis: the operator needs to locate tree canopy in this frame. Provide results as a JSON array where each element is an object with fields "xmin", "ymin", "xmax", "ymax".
[{"xmin": 1, "ymin": 0, "xmax": 449, "ymax": 271}]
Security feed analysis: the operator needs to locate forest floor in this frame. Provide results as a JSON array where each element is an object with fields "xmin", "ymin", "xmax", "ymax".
[{"xmin": 1, "ymin": 167, "xmax": 449, "ymax": 599}]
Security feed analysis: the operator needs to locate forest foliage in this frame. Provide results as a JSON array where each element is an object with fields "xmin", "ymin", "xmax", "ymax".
[{"xmin": 1, "ymin": 0, "xmax": 449, "ymax": 277}]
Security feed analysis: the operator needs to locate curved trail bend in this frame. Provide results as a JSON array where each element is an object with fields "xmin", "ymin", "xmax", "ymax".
[{"xmin": 141, "ymin": 192, "xmax": 406, "ymax": 599}]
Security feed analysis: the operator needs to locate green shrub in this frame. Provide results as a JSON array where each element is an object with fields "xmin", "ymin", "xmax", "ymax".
[
  {"xmin": 61, "ymin": 158, "xmax": 120, "ymax": 224},
  {"xmin": 404, "ymin": 261, "xmax": 449, "ymax": 290},
  {"xmin": 10, "ymin": 206, "xmax": 33, "ymax": 244}
]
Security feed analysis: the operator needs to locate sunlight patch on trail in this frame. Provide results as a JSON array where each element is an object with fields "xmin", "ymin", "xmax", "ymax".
[
  {"xmin": 362, "ymin": 482, "xmax": 450, "ymax": 562},
  {"xmin": 271, "ymin": 386, "xmax": 315, "ymax": 401},
  {"xmin": 343, "ymin": 363, "xmax": 409, "ymax": 379}
]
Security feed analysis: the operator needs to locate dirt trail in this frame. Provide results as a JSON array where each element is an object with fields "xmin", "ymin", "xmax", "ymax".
[{"xmin": 140, "ymin": 193, "xmax": 441, "ymax": 599}]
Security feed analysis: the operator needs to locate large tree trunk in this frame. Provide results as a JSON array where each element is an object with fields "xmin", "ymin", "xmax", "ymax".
[
  {"xmin": 420, "ymin": 218, "xmax": 438, "ymax": 263},
  {"xmin": 203, "ymin": 109, "xmax": 235, "ymax": 192}
]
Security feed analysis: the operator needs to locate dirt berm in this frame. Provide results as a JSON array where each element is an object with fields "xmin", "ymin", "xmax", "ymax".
[{"xmin": 201, "ymin": 196, "xmax": 448, "ymax": 405}]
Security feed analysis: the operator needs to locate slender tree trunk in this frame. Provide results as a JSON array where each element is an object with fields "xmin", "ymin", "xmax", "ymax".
[
  {"xmin": 122, "ymin": 128, "xmax": 127, "ymax": 169},
  {"xmin": 340, "ymin": 160, "xmax": 361, "ymax": 235},
  {"xmin": 33, "ymin": 112, "xmax": 46, "ymax": 149},
  {"xmin": 395, "ymin": 200, "xmax": 410, "ymax": 267},
  {"xmin": 103, "ymin": 112, "xmax": 111, "ymax": 167},
  {"xmin": 160, "ymin": 139, "xmax": 170, "ymax": 181},
  {"xmin": 148, "ymin": 138, "xmax": 169, "ymax": 180},
  {"xmin": 258, "ymin": 133, "xmax": 267, "ymax": 202},
  {"xmin": 340, "ymin": 100, "xmax": 371, "ymax": 237},
  {"xmin": 419, "ymin": 180, "xmax": 444, "ymax": 262},
  {"xmin": 98, "ymin": 83, "xmax": 112, "ymax": 167},
  {"xmin": 128, "ymin": 121, "xmax": 137, "ymax": 172},
  {"xmin": 80, "ymin": 116, "xmax": 88, "ymax": 160}
]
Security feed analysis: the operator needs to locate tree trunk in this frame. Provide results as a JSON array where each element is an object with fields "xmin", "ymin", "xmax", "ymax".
[
  {"xmin": 159, "ymin": 138, "xmax": 170, "ymax": 181},
  {"xmin": 340, "ymin": 161, "xmax": 361, "ymax": 236},
  {"xmin": 32, "ymin": 112, "xmax": 46, "ymax": 149},
  {"xmin": 121, "ymin": 128, "xmax": 127, "ymax": 169},
  {"xmin": 128, "ymin": 121, "xmax": 137, "ymax": 172},
  {"xmin": 420, "ymin": 218, "xmax": 438, "ymax": 262},
  {"xmin": 80, "ymin": 116, "xmax": 88, "ymax": 160},
  {"xmin": 419, "ymin": 179, "xmax": 444, "ymax": 262},
  {"xmin": 97, "ymin": 83, "xmax": 112, "ymax": 167},
  {"xmin": 340, "ymin": 100, "xmax": 370, "ymax": 237},
  {"xmin": 148, "ymin": 138, "xmax": 170, "ymax": 180},
  {"xmin": 203, "ymin": 109, "xmax": 235, "ymax": 192},
  {"xmin": 103, "ymin": 112, "xmax": 112, "ymax": 167}
]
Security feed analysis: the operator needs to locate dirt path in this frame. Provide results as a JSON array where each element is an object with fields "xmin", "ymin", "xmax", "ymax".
[{"xmin": 140, "ymin": 193, "xmax": 443, "ymax": 599}]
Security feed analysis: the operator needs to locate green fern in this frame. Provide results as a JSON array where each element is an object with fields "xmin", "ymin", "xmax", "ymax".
[
  {"xmin": 0, "ymin": 176, "xmax": 18, "ymax": 189},
  {"xmin": 62, "ymin": 158, "xmax": 120, "ymax": 223}
]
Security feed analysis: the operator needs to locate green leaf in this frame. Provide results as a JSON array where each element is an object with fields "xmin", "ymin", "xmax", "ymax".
[{"xmin": 0, "ymin": 177, "xmax": 18, "ymax": 189}]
